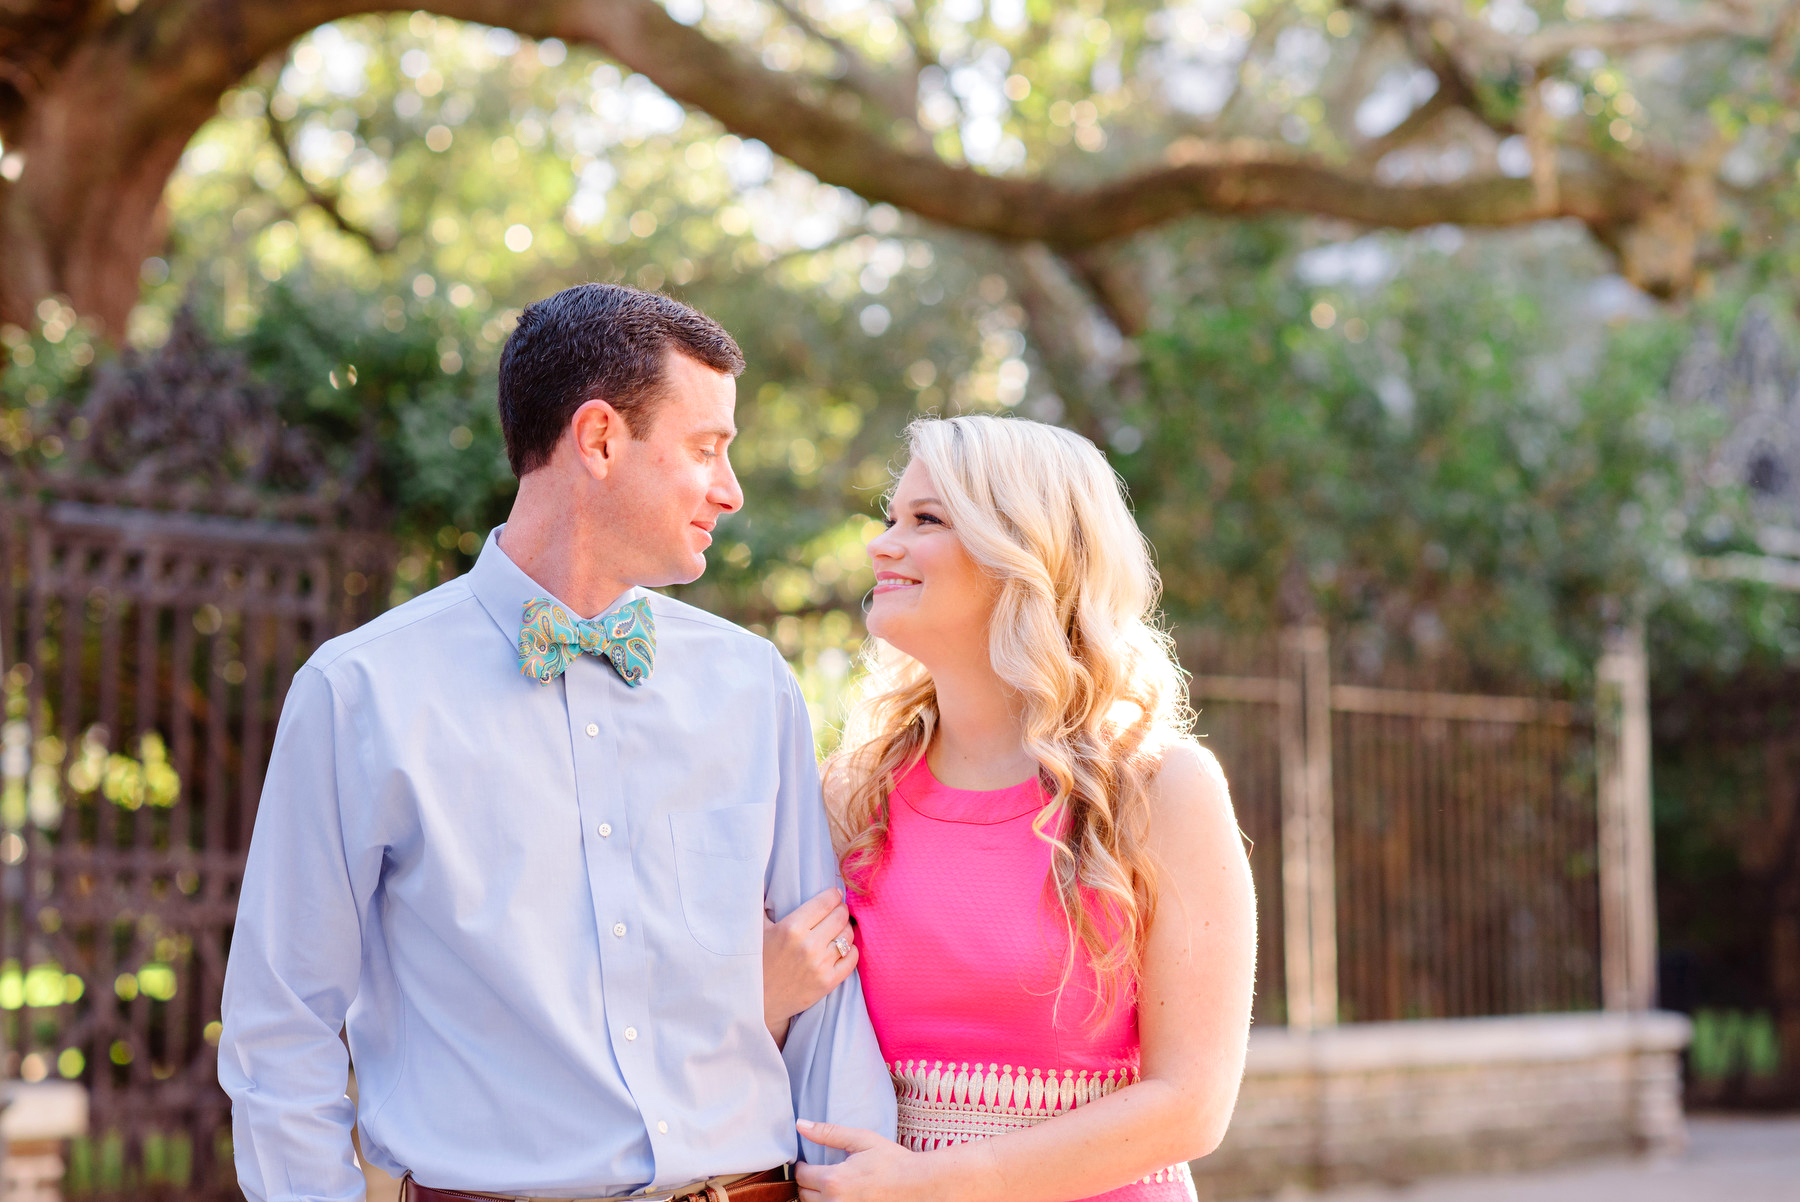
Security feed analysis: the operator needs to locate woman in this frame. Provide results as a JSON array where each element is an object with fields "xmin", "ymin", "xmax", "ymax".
[{"xmin": 764, "ymin": 415, "xmax": 1256, "ymax": 1202}]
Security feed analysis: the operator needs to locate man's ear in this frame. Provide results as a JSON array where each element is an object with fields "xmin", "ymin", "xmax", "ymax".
[{"xmin": 568, "ymin": 398, "xmax": 625, "ymax": 481}]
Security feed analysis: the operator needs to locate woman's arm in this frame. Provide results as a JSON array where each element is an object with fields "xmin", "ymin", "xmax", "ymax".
[{"xmin": 797, "ymin": 739, "xmax": 1257, "ymax": 1202}]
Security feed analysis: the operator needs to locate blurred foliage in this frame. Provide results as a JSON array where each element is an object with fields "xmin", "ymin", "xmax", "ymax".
[
  {"xmin": 0, "ymin": 10, "xmax": 1794, "ymax": 731},
  {"xmin": 1688, "ymin": 1008, "xmax": 1783, "ymax": 1082},
  {"xmin": 6, "ymin": 15, "xmax": 1019, "ymax": 730},
  {"xmin": 1121, "ymin": 223, "xmax": 1797, "ymax": 685}
]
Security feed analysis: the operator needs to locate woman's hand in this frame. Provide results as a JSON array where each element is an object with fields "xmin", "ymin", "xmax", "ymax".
[
  {"xmin": 794, "ymin": 1121, "xmax": 925, "ymax": 1202},
  {"xmin": 763, "ymin": 888, "xmax": 858, "ymax": 1047}
]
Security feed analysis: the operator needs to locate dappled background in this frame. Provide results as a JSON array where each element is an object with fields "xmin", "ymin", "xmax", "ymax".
[
  {"xmin": 9, "ymin": 12, "xmax": 1794, "ymax": 697},
  {"xmin": 2, "ymin": 0, "xmax": 1800, "ymax": 1192}
]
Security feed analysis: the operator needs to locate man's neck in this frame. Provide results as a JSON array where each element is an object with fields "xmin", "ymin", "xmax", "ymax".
[{"xmin": 499, "ymin": 483, "xmax": 631, "ymax": 620}]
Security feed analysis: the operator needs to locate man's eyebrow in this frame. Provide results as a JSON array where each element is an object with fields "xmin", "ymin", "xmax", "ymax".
[{"xmin": 694, "ymin": 424, "xmax": 737, "ymax": 440}]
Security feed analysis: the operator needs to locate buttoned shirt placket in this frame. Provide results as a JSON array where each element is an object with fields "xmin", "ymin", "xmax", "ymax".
[{"xmin": 564, "ymin": 654, "xmax": 666, "ymax": 1177}]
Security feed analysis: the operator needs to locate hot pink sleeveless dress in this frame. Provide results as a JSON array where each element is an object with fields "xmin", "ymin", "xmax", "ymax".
[{"xmin": 847, "ymin": 759, "xmax": 1197, "ymax": 1201}]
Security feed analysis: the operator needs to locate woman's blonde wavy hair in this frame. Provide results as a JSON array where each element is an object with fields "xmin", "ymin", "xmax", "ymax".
[{"xmin": 830, "ymin": 414, "xmax": 1193, "ymax": 1018}]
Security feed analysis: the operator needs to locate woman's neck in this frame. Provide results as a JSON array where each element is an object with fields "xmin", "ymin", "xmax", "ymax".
[{"xmin": 924, "ymin": 653, "xmax": 1037, "ymax": 790}]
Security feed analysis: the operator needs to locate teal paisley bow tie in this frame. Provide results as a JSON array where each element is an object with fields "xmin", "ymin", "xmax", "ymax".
[{"xmin": 518, "ymin": 596, "xmax": 656, "ymax": 687}]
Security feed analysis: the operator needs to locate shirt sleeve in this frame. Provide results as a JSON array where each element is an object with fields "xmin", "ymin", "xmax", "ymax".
[
  {"xmin": 219, "ymin": 664, "xmax": 383, "ymax": 1202},
  {"xmin": 763, "ymin": 657, "xmax": 899, "ymax": 1164}
]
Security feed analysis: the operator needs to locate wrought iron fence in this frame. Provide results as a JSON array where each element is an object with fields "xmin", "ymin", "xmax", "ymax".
[
  {"xmin": 0, "ymin": 492, "xmax": 1631, "ymax": 1198},
  {"xmin": 0, "ymin": 490, "xmax": 386, "ymax": 1198},
  {"xmin": 1329, "ymin": 694, "xmax": 1600, "ymax": 1021},
  {"xmin": 1180, "ymin": 629, "xmax": 1607, "ymax": 1028}
]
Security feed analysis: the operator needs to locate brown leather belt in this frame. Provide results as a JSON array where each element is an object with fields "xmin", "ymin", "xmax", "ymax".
[{"xmin": 403, "ymin": 1166, "xmax": 797, "ymax": 1202}]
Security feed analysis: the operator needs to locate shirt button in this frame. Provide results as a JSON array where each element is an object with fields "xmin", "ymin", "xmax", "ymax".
[
  {"xmin": 657, "ymin": 1121, "xmax": 669, "ymax": 1134},
  {"xmin": 624, "ymin": 1026, "xmax": 638, "ymax": 1041},
  {"xmin": 585, "ymin": 723, "xmax": 599, "ymax": 737},
  {"xmin": 612, "ymin": 922, "xmax": 626, "ymax": 937},
  {"xmin": 597, "ymin": 823, "xmax": 612, "ymax": 838}
]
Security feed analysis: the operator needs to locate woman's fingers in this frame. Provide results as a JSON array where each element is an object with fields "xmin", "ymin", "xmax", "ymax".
[
  {"xmin": 797, "ymin": 1119, "xmax": 885, "ymax": 1154},
  {"xmin": 783, "ymin": 888, "xmax": 844, "ymax": 933},
  {"xmin": 813, "ymin": 941, "xmax": 858, "ymax": 990},
  {"xmin": 798, "ymin": 937, "xmax": 856, "ymax": 1002},
  {"xmin": 813, "ymin": 914, "xmax": 854, "ymax": 969},
  {"xmin": 812, "ymin": 902, "xmax": 852, "ymax": 941},
  {"xmin": 829, "ymin": 944, "xmax": 859, "ymax": 989},
  {"xmin": 794, "ymin": 900, "xmax": 852, "ymax": 960}
]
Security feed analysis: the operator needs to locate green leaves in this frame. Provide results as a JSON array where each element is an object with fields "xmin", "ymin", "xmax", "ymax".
[
  {"xmin": 1122, "ymin": 222, "xmax": 1777, "ymax": 684},
  {"xmin": 69, "ymin": 11, "xmax": 1794, "ymax": 695}
]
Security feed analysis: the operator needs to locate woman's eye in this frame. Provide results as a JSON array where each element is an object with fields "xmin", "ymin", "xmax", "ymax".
[
  {"xmin": 881, "ymin": 515, "xmax": 896, "ymax": 529},
  {"xmin": 916, "ymin": 513, "xmax": 943, "ymax": 526}
]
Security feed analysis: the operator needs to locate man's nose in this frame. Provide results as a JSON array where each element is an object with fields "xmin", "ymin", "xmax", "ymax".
[{"xmin": 712, "ymin": 455, "xmax": 744, "ymax": 513}]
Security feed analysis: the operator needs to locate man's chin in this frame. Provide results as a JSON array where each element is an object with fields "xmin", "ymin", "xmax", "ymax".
[{"xmin": 639, "ymin": 554, "xmax": 708, "ymax": 589}]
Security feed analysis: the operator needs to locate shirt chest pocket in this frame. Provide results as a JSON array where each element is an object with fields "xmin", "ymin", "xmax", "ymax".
[{"xmin": 669, "ymin": 803, "xmax": 776, "ymax": 956}]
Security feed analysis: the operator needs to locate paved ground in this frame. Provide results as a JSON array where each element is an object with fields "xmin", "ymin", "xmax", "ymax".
[{"xmin": 1294, "ymin": 1115, "xmax": 1800, "ymax": 1202}]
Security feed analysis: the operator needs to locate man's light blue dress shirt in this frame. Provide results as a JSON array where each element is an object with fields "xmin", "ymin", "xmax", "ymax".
[{"xmin": 220, "ymin": 530, "xmax": 895, "ymax": 1201}]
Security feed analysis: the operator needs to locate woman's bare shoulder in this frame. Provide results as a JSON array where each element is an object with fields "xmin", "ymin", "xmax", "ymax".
[
  {"xmin": 1152, "ymin": 737, "xmax": 1229, "ymax": 799},
  {"xmin": 1146, "ymin": 736, "xmax": 1236, "ymax": 838}
]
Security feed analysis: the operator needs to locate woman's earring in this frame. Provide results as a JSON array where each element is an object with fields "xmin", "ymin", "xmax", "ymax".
[{"xmin": 860, "ymin": 587, "xmax": 876, "ymax": 616}]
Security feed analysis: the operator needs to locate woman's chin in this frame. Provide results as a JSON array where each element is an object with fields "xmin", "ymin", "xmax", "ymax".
[{"xmin": 864, "ymin": 605, "xmax": 919, "ymax": 650}]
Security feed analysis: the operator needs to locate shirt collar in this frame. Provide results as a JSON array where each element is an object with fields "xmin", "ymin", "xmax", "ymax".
[{"xmin": 467, "ymin": 525, "xmax": 644, "ymax": 646}]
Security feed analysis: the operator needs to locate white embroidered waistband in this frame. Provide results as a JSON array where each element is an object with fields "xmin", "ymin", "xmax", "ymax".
[{"xmin": 888, "ymin": 1060, "xmax": 1192, "ymax": 1188}]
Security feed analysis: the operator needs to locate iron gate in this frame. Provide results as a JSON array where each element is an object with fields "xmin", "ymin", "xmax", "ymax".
[{"xmin": 0, "ymin": 490, "xmax": 385, "ymax": 1197}]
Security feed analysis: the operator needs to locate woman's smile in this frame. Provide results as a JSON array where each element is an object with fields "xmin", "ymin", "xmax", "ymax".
[{"xmin": 872, "ymin": 571, "xmax": 921, "ymax": 595}]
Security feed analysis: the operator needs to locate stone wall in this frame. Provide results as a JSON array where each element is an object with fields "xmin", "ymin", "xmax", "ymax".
[
  {"xmin": 1192, "ymin": 1010, "xmax": 1691, "ymax": 1198},
  {"xmin": 1, "ymin": 1081, "xmax": 87, "ymax": 1202}
]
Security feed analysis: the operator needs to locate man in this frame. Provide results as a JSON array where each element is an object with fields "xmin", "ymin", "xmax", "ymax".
[{"xmin": 220, "ymin": 284, "xmax": 895, "ymax": 1202}]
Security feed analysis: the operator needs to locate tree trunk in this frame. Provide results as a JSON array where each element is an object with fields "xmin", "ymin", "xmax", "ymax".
[
  {"xmin": 1, "ymin": 40, "xmax": 194, "ymax": 332},
  {"xmin": 0, "ymin": 1, "xmax": 354, "ymax": 332}
]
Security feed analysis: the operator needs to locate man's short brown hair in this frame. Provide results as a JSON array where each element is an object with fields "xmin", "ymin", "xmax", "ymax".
[{"xmin": 497, "ymin": 284, "xmax": 745, "ymax": 476}]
